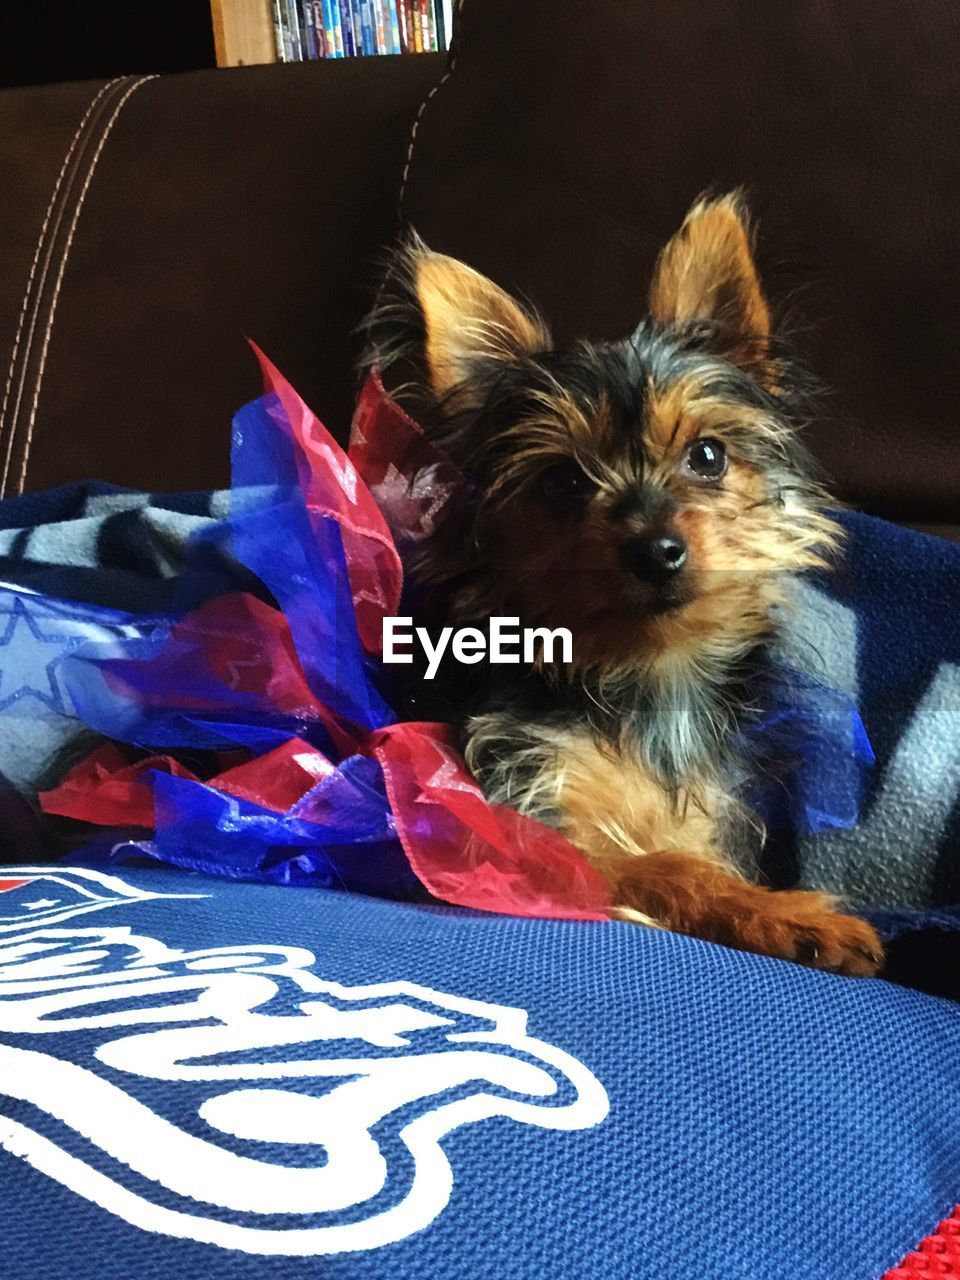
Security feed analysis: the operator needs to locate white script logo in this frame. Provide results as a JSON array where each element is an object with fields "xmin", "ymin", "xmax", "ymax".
[{"xmin": 0, "ymin": 868, "xmax": 608, "ymax": 1256}]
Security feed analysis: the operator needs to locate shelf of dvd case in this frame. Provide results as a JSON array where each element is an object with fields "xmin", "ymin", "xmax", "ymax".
[{"xmin": 211, "ymin": 0, "xmax": 452, "ymax": 67}]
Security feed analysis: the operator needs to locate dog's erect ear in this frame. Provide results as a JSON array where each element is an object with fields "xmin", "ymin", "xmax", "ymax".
[
  {"xmin": 412, "ymin": 248, "xmax": 551, "ymax": 400},
  {"xmin": 648, "ymin": 193, "xmax": 771, "ymax": 376}
]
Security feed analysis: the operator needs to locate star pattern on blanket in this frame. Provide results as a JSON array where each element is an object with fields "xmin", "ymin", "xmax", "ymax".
[{"xmin": 0, "ymin": 596, "xmax": 81, "ymax": 715}]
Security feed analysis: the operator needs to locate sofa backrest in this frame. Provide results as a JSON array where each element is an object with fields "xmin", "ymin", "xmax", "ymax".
[
  {"xmin": 3, "ymin": 9, "xmax": 957, "ymax": 537},
  {"xmin": 403, "ymin": 0, "xmax": 960, "ymax": 537},
  {"xmin": 0, "ymin": 56, "xmax": 443, "ymax": 495}
]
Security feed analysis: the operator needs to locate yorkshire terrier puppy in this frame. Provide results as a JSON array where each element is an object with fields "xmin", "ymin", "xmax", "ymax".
[{"xmin": 366, "ymin": 193, "xmax": 884, "ymax": 976}]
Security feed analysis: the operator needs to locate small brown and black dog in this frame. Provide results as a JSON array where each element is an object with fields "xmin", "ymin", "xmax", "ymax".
[{"xmin": 366, "ymin": 193, "xmax": 884, "ymax": 977}]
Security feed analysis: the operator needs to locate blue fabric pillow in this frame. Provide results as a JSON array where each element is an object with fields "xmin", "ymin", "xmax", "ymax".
[{"xmin": 2, "ymin": 864, "xmax": 959, "ymax": 1279}]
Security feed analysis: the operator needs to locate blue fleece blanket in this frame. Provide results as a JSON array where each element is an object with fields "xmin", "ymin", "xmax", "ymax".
[{"xmin": 782, "ymin": 511, "xmax": 960, "ymax": 911}]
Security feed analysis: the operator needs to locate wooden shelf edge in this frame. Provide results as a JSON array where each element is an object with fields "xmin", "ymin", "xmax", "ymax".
[{"xmin": 210, "ymin": 0, "xmax": 277, "ymax": 68}]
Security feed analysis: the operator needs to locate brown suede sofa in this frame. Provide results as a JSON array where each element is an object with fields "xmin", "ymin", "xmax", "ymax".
[{"xmin": 0, "ymin": 0, "xmax": 957, "ymax": 536}]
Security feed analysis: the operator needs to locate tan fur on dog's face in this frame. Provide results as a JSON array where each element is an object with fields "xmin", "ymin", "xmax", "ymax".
[{"xmin": 403, "ymin": 195, "xmax": 838, "ymax": 677}]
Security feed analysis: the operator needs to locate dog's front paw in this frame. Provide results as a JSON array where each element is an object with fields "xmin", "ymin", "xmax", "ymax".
[
  {"xmin": 604, "ymin": 851, "xmax": 884, "ymax": 976},
  {"xmin": 756, "ymin": 891, "xmax": 884, "ymax": 977}
]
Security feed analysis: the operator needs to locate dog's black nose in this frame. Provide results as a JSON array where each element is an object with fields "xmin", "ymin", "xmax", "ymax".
[{"xmin": 627, "ymin": 533, "xmax": 688, "ymax": 583}]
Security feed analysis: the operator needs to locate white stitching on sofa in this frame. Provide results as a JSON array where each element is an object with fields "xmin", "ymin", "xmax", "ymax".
[
  {"xmin": 0, "ymin": 77, "xmax": 123, "ymax": 495},
  {"xmin": 16, "ymin": 74, "xmax": 157, "ymax": 495},
  {"xmin": 398, "ymin": 0, "xmax": 466, "ymax": 218}
]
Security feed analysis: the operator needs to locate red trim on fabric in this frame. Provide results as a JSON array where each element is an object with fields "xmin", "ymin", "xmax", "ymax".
[{"xmin": 883, "ymin": 1205, "xmax": 960, "ymax": 1277}]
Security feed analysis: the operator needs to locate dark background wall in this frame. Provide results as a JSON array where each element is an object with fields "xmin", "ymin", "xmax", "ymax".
[{"xmin": 0, "ymin": 0, "xmax": 216, "ymax": 89}]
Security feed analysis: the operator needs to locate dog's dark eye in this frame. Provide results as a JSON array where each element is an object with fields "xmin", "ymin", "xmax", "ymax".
[
  {"xmin": 683, "ymin": 437, "xmax": 727, "ymax": 481},
  {"xmin": 538, "ymin": 461, "xmax": 595, "ymax": 504}
]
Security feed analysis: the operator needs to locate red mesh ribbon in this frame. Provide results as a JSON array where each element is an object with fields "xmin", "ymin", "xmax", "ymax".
[
  {"xmin": 41, "ymin": 745, "xmax": 194, "ymax": 829},
  {"xmin": 349, "ymin": 366, "xmax": 466, "ymax": 544},
  {"xmin": 40, "ymin": 357, "xmax": 612, "ymax": 922},
  {"xmin": 255, "ymin": 345, "xmax": 403, "ymax": 655},
  {"xmin": 372, "ymin": 722, "xmax": 609, "ymax": 920}
]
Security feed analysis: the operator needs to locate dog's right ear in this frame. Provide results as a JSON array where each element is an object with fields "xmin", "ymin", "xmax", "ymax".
[{"xmin": 407, "ymin": 243, "xmax": 551, "ymax": 401}]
